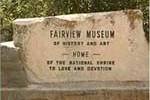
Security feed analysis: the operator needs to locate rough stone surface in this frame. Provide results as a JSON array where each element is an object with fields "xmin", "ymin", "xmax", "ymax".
[
  {"xmin": 1, "ymin": 41, "xmax": 28, "ymax": 87},
  {"xmin": 1, "ymin": 86, "xmax": 149, "ymax": 100},
  {"xmin": 13, "ymin": 10, "xmax": 148, "ymax": 83}
]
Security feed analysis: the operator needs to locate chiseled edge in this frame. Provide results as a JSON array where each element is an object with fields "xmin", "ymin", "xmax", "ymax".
[{"xmin": 13, "ymin": 9, "xmax": 143, "ymax": 47}]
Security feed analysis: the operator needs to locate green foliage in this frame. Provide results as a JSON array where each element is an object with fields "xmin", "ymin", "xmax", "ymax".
[{"xmin": 0, "ymin": 0, "xmax": 149, "ymax": 42}]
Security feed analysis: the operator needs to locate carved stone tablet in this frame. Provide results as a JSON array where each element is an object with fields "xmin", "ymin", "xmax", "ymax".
[{"xmin": 13, "ymin": 10, "xmax": 148, "ymax": 83}]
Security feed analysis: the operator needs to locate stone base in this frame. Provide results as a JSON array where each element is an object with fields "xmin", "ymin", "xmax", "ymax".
[{"xmin": 1, "ymin": 82, "xmax": 149, "ymax": 100}]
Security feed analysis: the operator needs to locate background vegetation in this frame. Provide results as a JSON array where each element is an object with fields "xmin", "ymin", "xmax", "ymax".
[{"xmin": 0, "ymin": 0, "xmax": 149, "ymax": 42}]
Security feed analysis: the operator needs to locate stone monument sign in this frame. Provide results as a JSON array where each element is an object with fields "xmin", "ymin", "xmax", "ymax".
[{"xmin": 13, "ymin": 10, "xmax": 148, "ymax": 83}]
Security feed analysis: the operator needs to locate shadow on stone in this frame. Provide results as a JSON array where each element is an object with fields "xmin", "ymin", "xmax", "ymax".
[{"xmin": 1, "ymin": 41, "xmax": 28, "ymax": 88}]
